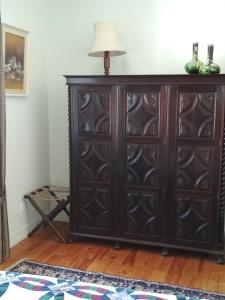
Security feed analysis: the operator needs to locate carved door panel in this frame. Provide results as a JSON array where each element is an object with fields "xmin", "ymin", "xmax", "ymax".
[
  {"xmin": 167, "ymin": 85, "xmax": 224, "ymax": 249},
  {"xmin": 119, "ymin": 85, "xmax": 168, "ymax": 242},
  {"xmin": 70, "ymin": 86, "xmax": 118, "ymax": 235}
]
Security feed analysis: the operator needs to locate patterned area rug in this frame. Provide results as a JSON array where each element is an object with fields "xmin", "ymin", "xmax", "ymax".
[{"xmin": 8, "ymin": 259, "xmax": 225, "ymax": 300}]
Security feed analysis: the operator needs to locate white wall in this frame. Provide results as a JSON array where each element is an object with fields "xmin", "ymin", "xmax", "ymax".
[
  {"xmin": 2, "ymin": 0, "xmax": 225, "ymax": 245},
  {"xmin": 1, "ymin": 0, "xmax": 50, "ymax": 246},
  {"xmin": 46, "ymin": 0, "xmax": 225, "ymax": 186}
]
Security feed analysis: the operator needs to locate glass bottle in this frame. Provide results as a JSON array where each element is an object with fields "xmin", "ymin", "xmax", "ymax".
[
  {"xmin": 199, "ymin": 44, "xmax": 220, "ymax": 75},
  {"xmin": 185, "ymin": 42, "xmax": 203, "ymax": 74}
]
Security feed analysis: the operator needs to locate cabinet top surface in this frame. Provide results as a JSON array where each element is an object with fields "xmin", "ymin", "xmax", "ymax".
[{"xmin": 64, "ymin": 74, "xmax": 225, "ymax": 85}]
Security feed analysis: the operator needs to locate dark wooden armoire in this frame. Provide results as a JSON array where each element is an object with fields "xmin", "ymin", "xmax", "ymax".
[{"xmin": 65, "ymin": 75, "xmax": 225, "ymax": 263}]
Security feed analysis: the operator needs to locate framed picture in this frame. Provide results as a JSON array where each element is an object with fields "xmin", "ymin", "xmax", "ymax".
[{"xmin": 3, "ymin": 24, "xmax": 28, "ymax": 96}]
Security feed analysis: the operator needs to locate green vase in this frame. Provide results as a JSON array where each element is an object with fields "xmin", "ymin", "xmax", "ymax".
[
  {"xmin": 185, "ymin": 42, "xmax": 203, "ymax": 74},
  {"xmin": 199, "ymin": 44, "xmax": 220, "ymax": 75}
]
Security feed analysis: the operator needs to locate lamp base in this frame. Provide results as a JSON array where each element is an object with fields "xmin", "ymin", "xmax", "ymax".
[{"xmin": 104, "ymin": 51, "xmax": 110, "ymax": 76}]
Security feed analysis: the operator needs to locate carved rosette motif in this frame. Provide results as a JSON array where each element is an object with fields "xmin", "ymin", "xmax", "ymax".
[
  {"xmin": 176, "ymin": 146, "xmax": 212, "ymax": 190},
  {"xmin": 175, "ymin": 197, "xmax": 210, "ymax": 241},
  {"xmin": 178, "ymin": 92, "xmax": 215, "ymax": 138},
  {"xmin": 126, "ymin": 92, "xmax": 159, "ymax": 137},
  {"xmin": 125, "ymin": 192, "xmax": 159, "ymax": 236},
  {"xmin": 79, "ymin": 187, "xmax": 110, "ymax": 228},
  {"xmin": 126, "ymin": 144, "xmax": 159, "ymax": 186},
  {"xmin": 79, "ymin": 91, "xmax": 111, "ymax": 135},
  {"xmin": 80, "ymin": 142, "xmax": 110, "ymax": 182}
]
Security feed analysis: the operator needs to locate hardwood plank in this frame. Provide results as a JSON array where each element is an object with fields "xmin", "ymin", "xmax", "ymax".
[{"xmin": 1, "ymin": 222, "xmax": 225, "ymax": 294}]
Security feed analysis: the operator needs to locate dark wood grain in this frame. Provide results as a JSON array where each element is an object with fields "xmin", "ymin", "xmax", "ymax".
[{"xmin": 66, "ymin": 75, "xmax": 225, "ymax": 263}]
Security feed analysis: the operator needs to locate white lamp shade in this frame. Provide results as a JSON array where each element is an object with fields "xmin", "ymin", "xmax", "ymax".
[{"xmin": 88, "ymin": 21, "xmax": 126, "ymax": 57}]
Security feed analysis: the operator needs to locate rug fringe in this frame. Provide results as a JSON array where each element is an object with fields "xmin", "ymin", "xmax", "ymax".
[
  {"xmin": 6, "ymin": 258, "xmax": 27, "ymax": 271},
  {"xmin": 7, "ymin": 258, "xmax": 225, "ymax": 299}
]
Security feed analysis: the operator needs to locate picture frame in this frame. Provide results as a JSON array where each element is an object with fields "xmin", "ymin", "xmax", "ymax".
[{"xmin": 3, "ymin": 24, "xmax": 28, "ymax": 96}]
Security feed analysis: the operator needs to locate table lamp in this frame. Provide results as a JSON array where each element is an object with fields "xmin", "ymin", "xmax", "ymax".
[{"xmin": 88, "ymin": 21, "xmax": 126, "ymax": 75}]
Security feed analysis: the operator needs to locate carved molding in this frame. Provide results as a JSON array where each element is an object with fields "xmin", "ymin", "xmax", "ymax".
[
  {"xmin": 79, "ymin": 91, "xmax": 111, "ymax": 135},
  {"xmin": 126, "ymin": 92, "xmax": 159, "ymax": 137},
  {"xmin": 219, "ymin": 122, "xmax": 225, "ymax": 249},
  {"xmin": 175, "ymin": 196, "xmax": 210, "ymax": 241},
  {"xmin": 80, "ymin": 142, "xmax": 111, "ymax": 182},
  {"xmin": 176, "ymin": 146, "xmax": 212, "ymax": 191},
  {"xmin": 126, "ymin": 144, "xmax": 159, "ymax": 187},
  {"xmin": 125, "ymin": 192, "xmax": 159, "ymax": 236},
  {"xmin": 178, "ymin": 92, "xmax": 215, "ymax": 138},
  {"xmin": 79, "ymin": 187, "xmax": 110, "ymax": 229}
]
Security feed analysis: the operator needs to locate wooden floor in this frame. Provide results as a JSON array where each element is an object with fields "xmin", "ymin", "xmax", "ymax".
[{"xmin": 1, "ymin": 222, "xmax": 225, "ymax": 294}]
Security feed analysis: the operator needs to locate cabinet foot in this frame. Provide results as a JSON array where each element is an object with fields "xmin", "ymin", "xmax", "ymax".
[
  {"xmin": 66, "ymin": 237, "xmax": 75, "ymax": 243},
  {"xmin": 216, "ymin": 255, "xmax": 225, "ymax": 264},
  {"xmin": 66, "ymin": 234, "xmax": 78, "ymax": 243},
  {"xmin": 161, "ymin": 248, "xmax": 169, "ymax": 256},
  {"xmin": 113, "ymin": 242, "xmax": 122, "ymax": 250}
]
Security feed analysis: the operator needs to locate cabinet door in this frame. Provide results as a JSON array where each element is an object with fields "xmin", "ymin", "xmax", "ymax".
[
  {"xmin": 167, "ymin": 85, "xmax": 224, "ymax": 249},
  {"xmin": 70, "ymin": 85, "xmax": 118, "ymax": 236},
  {"xmin": 119, "ymin": 85, "xmax": 168, "ymax": 242}
]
